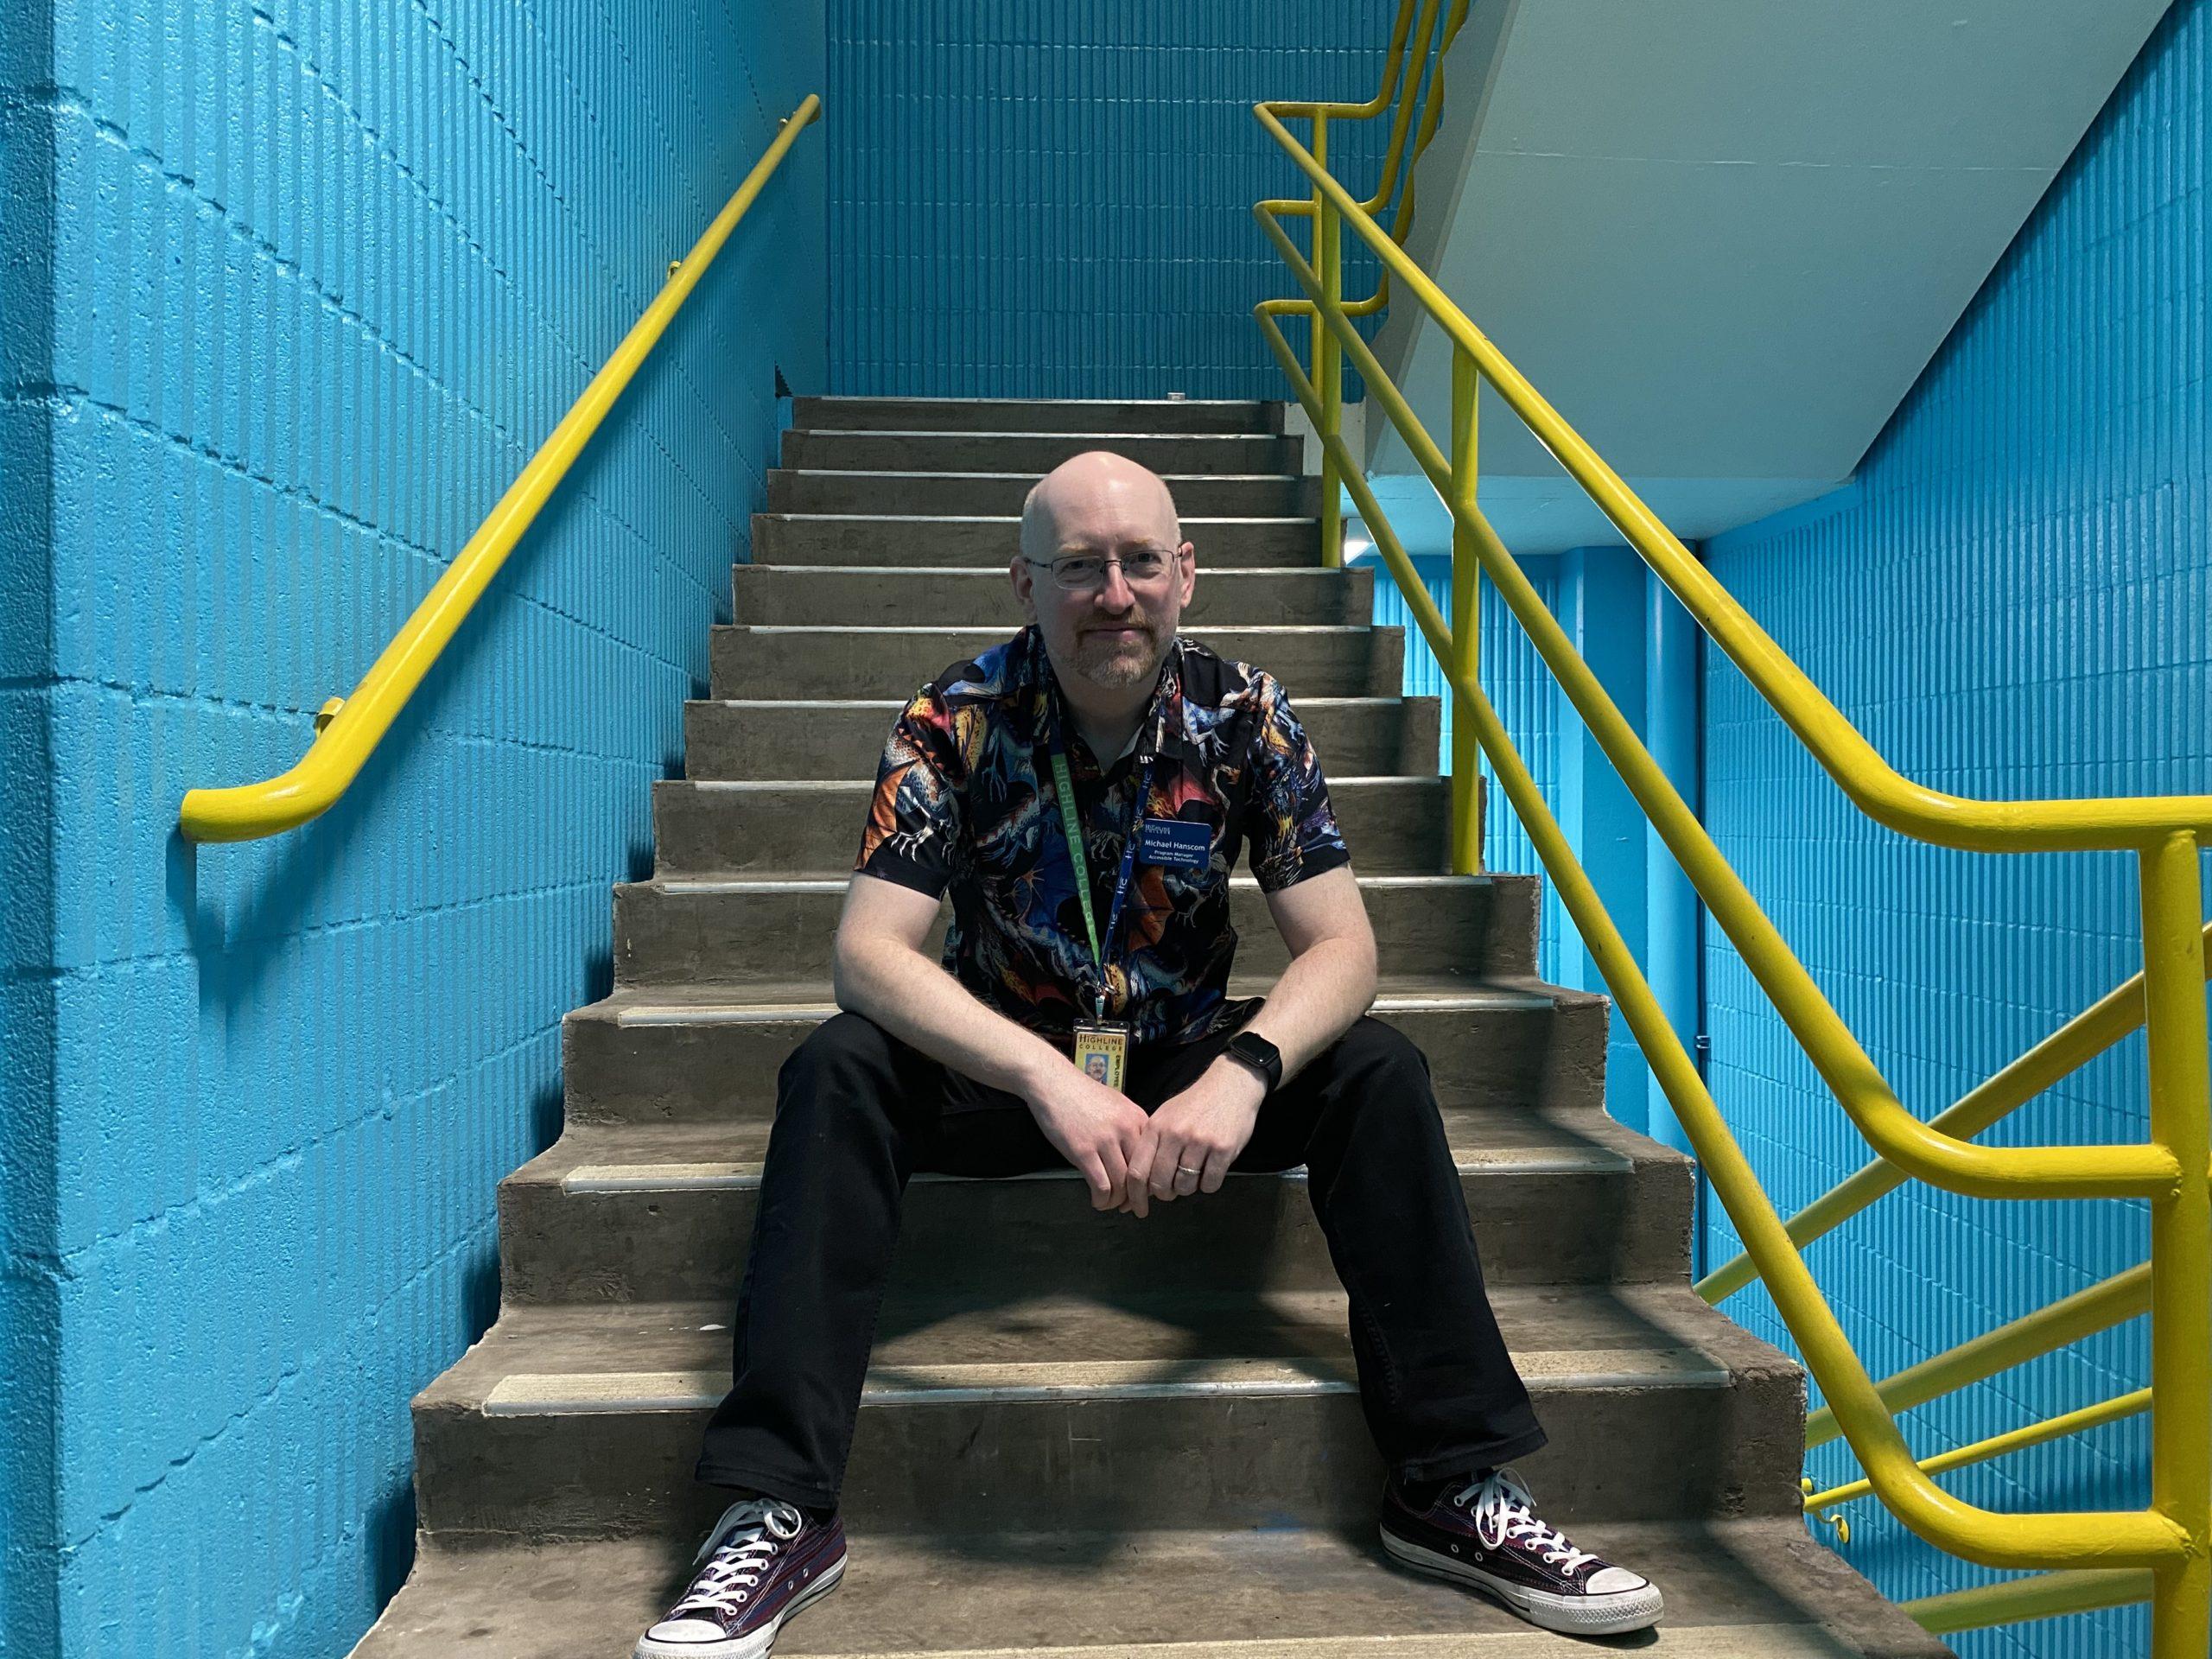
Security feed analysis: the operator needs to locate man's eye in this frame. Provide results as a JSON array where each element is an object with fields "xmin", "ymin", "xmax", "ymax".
[
  {"xmin": 1126, "ymin": 553, "xmax": 1168, "ymax": 577},
  {"xmin": 1058, "ymin": 559, "xmax": 1105, "ymax": 581}
]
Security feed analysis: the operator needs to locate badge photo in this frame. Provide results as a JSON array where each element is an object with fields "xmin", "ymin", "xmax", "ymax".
[{"xmin": 1071, "ymin": 1020, "xmax": 1129, "ymax": 1093}]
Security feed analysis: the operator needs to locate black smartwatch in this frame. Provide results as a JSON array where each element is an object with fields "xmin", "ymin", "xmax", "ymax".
[{"xmin": 1222, "ymin": 1029, "xmax": 1283, "ymax": 1095}]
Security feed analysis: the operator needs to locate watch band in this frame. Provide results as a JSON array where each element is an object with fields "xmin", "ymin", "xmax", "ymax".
[{"xmin": 1224, "ymin": 1029, "xmax": 1283, "ymax": 1093}]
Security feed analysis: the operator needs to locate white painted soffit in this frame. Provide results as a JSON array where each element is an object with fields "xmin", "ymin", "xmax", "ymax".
[{"xmin": 1363, "ymin": 0, "xmax": 2174, "ymax": 555}]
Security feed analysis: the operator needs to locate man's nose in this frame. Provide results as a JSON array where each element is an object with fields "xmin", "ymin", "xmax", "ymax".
[{"xmin": 1091, "ymin": 563, "xmax": 1139, "ymax": 610}]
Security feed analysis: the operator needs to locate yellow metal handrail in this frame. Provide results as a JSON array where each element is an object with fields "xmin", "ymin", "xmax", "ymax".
[
  {"xmin": 1803, "ymin": 1264, "xmax": 2150, "ymax": 1450},
  {"xmin": 1906, "ymin": 1568, "xmax": 2155, "ymax": 1636},
  {"xmin": 1808, "ymin": 1389, "xmax": 2152, "ymax": 1514},
  {"xmin": 1253, "ymin": 32, "xmax": 2208, "ymax": 1656},
  {"xmin": 1698, "ymin": 921, "xmax": 2212, "ymax": 1303},
  {"xmin": 178, "ymin": 98, "xmax": 823, "ymax": 842}
]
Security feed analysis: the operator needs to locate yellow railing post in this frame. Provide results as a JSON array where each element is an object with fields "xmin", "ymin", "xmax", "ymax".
[
  {"xmin": 1447, "ymin": 344, "xmax": 1480, "ymax": 873},
  {"xmin": 1313, "ymin": 113, "xmax": 1344, "ymax": 571},
  {"xmin": 2139, "ymin": 831, "xmax": 2212, "ymax": 1659}
]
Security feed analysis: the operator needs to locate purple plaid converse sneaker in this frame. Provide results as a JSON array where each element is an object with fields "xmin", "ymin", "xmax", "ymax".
[
  {"xmin": 634, "ymin": 1497, "xmax": 847, "ymax": 1658},
  {"xmin": 1380, "ymin": 1466, "xmax": 1662, "ymax": 1636}
]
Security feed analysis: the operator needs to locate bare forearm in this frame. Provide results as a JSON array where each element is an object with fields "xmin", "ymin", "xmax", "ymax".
[
  {"xmin": 833, "ymin": 936, "xmax": 1071, "ymax": 1099},
  {"xmin": 1236, "ymin": 936, "xmax": 1378, "ymax": 1086}
]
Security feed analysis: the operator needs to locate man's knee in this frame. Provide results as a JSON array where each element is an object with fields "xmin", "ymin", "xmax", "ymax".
[{"xmin": 1333, "ymin": 1016, "xmax": 1434, "ymax": 1092}]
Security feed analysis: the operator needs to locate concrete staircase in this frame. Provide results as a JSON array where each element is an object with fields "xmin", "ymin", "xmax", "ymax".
[{"xmin": 355, "ymin": 399, "xmax": 1946, "ymax": 1657}]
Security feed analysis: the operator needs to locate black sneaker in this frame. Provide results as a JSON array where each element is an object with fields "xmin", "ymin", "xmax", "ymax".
[
  {"xmin": 1380, "ymin": 1466, "xmax": 1662, "ymax": 1636},
  {"xmin": 634, "ymin": 1497, "xmax": 847, "ymax": 1658}
]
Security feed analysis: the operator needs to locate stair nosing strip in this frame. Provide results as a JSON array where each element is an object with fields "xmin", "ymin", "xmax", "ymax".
[
  {"xmin": 760, "ymin": 514, "xmax": 1319, "ymax": 525},
  {"xmin": 728, "ymin": 623, "xmax": 1370, "ymax": 634},
  {"xmin": 734, "ymin": 564, "xmax": 1337, "ymax": 575},
  {"xmin": 651, "ymin": 1630, "xmax": 1848, "ymax": 1659},
  {"xmin": 480, "ymin": 1349, "xmax": 1726, "ymax": 1416},
  {"xmin": 607, "ymin": 985, "xmax": 1554, "ymax": 1027},
  {"xmin": 677, "ymin": 774, "xmax": 1435, "ymax": 792},
  {"xmin": 777, "ymin": 470, "xmax": 1305, "ymax": 482},
  {"xmin": 557, "ymin": 1145, "xmax": 1626, "ymax": 1192},
  {"xmin": 649, "ymin": 874, "xmax": 1495, "ymax": 894},
  {"xmin": 594, "ymin": 1629, "xmax": 1840, "ymax": 1659},
  {"xmin": 794, "ymin": 429, "xmax": 1294, "ymax": 441},
  {"xmin": 696, "ymin": 696, "xmax": 1410, "ymax": 709},
  {"xmin": 797, "ymin": 396, "xmax": 1271, "ymax": 406}
]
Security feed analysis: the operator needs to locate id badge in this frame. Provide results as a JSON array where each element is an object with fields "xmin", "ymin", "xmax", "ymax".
[
  {"xmin": 1071, "ymin": 1020, "xmax": 1130, "ymax": 1093},
  {"xmin": 1136, "ymin": 816, "xmax": 1211, "ymax": 871}
]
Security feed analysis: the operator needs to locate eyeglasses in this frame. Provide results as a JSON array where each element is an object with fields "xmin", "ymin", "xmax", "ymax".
[{"xmin": 1022, "ymin": 548, "xmax": 1183, "ymax": 591}]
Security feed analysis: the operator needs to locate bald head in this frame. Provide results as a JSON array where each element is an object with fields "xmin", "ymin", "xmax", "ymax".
[{"xmin": 1020, "ymin": 451, "xmax": 1183, "ymax": 564}]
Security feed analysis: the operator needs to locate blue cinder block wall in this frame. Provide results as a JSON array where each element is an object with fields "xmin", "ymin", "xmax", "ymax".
[
  {"xmin": 823, "ymin": 0, "xmax": 1403, "ymax": 399},
  {"xmin": 0, "ymin": 3, "xmax": 824, "ymax": 1654},
  {"xmin": 2, "ymin": 5, "xmax": 61, "ymax": 1651},
  {"xmin": 1699, "ymin": 3, "xmax": 2211, "ymax": 1653}
]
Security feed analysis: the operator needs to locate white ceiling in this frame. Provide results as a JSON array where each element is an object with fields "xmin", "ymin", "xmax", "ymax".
[{"xmin": 1363, "ymin": 0, "xmax": 2175, "ymax": 554}]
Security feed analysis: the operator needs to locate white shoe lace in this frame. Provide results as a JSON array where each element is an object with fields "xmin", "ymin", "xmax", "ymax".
[
  {"xmin": 1452, "ymin": 1468, "xmax": 1598, "ymax": 1576},
  {"xmin": 669, "ymin": 1499, "xmax": 805, "ymax": 1618}
]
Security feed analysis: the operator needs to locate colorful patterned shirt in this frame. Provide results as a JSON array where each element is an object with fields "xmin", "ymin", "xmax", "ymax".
[{"xmin": 855, "ymin": 624, "xmax": 1351, "ymax": 1049}]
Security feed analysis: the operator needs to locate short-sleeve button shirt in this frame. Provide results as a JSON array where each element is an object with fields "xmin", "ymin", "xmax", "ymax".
[{"xmin": 855, "ymin": 624, "xmax": 1351, "ymax": 1048}]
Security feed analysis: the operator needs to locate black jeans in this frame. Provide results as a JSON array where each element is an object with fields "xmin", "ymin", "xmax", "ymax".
[{"xmin": 696, "ymin": 1004, "xmax": 1546, "ymax": 1510}]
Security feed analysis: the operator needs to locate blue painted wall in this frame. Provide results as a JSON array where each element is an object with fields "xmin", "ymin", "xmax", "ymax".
[
  {"xmin": 1364, "ymin": 545, "xmax": 1569, "ymax": 986},
  {"xmin": 823, "ymin": 0, "xmax": 1406, "ymax": 399},
  {"xmin": 1363, "ymin": 530, "xmax": 1688, "ymax": 1135},
  {"xmin": 1699, "ymin": 3, "xmax": 2212, "ymax": 1652},
  {"xmin": 0, "ymin": 3, "xmax": 823, "ymax": 1654},
  {"xmin": 2, "ymin": 5, "xmax": 61, "ymax": 1651}
]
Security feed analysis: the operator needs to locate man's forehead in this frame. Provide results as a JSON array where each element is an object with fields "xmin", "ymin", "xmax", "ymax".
[
  {"xmin": 1050, "ymin": 524, "xmax": 1176, "ymax": 553},
  {"xmin": 1035, "ymin": 476, "xmax": 1178, "ymax": 544}
]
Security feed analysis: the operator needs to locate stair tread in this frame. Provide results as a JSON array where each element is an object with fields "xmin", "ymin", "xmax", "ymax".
[
  {"xmin": 736, "ymin": 563, "xmax": 1338, "ymax": 575},
  {"xmin": 723, "ymin": 622, "xmax": 1373, "ymax": 632},
  {"xmin": 419, "ymin": 1281, "xmax": 1783, "ymax": 1415},
  {"xmin": 627, "ymin": 871, "xmax": 1514, "ymax": 893},
  {"xmin": 572, "ymin": 972, "xmax": 1576, "ymax": 1025},
  {"xmin": 771, "ymin": 469, "xmax": 1306, "ymax": 481},
  {"xmin": 754, "ymin": 513, "xmax": 1320, "ymax": 525},
  {"xmin": 692, "ymin": 694, "xmax": 1410, "ymax": 708},
  {"xmin": 793, "ymin": 429, "xmax": 1291, "ymax": 441},
  {"xmin": 667, "ymin": 773, "xmax": 1442, "ymax": 791},
  {"xmin": 354, "ymin": 1518, "xmax": 1937, "ymax": 1658},
  {"xmin": 505, "ymin": 1098, "xmax": 1660, "ymax": 1197}
]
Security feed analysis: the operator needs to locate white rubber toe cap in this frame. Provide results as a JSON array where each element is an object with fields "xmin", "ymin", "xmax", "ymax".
[
  {"xmin": 643, "ymin": 1618, "xmax": 726, "ymax": 1643},
  {"xmin": 1586, "ymin": 1566, "xmax": 1653, "ymax": 1596}
]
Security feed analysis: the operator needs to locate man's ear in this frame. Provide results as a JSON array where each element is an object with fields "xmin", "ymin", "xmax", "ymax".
[{"xmin": 1010, "ymin": 556, "xmax": 1038, "ymax": 621}]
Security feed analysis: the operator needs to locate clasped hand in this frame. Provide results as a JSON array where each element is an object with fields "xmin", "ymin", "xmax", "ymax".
[{"xmin": 1027, "ymin": 1056, "xmax": 1267, "ymax": 1217}]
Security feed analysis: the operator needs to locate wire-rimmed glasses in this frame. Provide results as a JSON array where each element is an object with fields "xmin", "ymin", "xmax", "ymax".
[{"xmin": 1022, "ymin": 547, "xmax": 1184, "ymax": 591}]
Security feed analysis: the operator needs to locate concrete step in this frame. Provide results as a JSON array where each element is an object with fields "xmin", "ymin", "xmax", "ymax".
[
  {"xmin": 499, "ymin": 1101, "xmax": 1688, "ymax": 1306},
  {"xmin": 731, "ymin": 565, "xmax": 1371, "ymax": 628},
  {"xmin": 408, "ymin": 1286, "xmax": 1800, "ymax": 1541},
  {"xmin": 562, "ymin": 976, "xmax": 1608, "ymax": 1129},
  {"xmin": 612, "ymin": 873, "xmax": 1535, "ymax": 988},
  {"xmin": 753, "ymin": 514, "xmax": 1322, "ymax": 567},
  {"xmin": 791, "ymin": 395, "xmax": 1286, "ymax": 435},
  {"xmin": 651, "ymin": 774, "xmax": 1452, "ymax": 878},
  {"xmin": 358, "ymin": 1519, "xmax": 1948, "ymax": 1659},
  {"xmin": 768, "ymin": 471, "xmax": 1319, "ymax": 518},
  {"xmin": 710, "ymin": 625, "xmax": 1403, "ymax": 699},
  {"xmin": 684, "ymin": 694, "xmax": 1441, "ymax": 782},
  {"xmin": 781, "ymin": 429, "xmax": 1305, "ymax": 475}
]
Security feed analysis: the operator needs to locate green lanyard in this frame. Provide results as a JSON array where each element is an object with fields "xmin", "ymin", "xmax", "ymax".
[{"xmin": 1048, "ymin": 745, "xmax": 1154, "ymax": 1020}]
